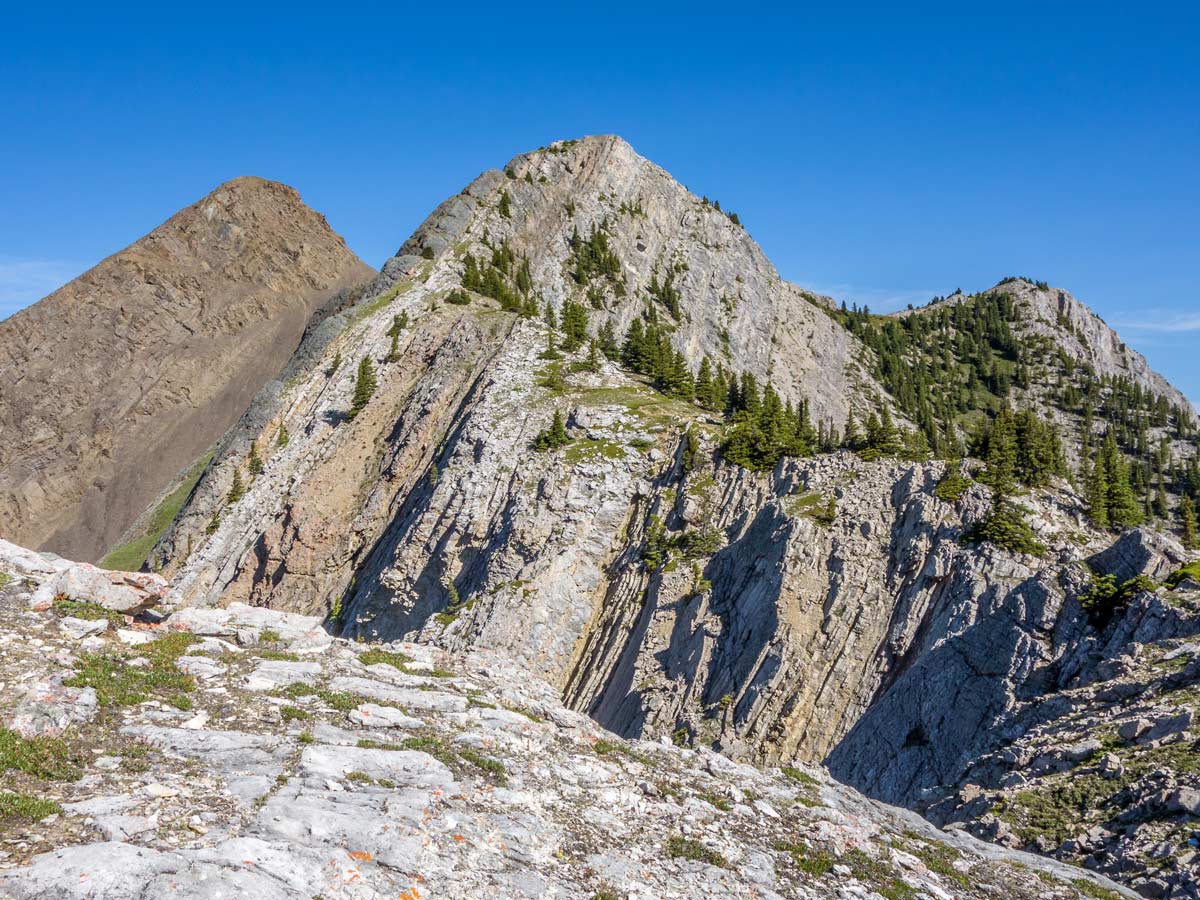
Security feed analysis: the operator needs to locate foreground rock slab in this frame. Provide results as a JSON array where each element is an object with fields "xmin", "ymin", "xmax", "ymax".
[{"xmin": 0, "ymin": 571, "xmax": 1132, "ymax": 900}]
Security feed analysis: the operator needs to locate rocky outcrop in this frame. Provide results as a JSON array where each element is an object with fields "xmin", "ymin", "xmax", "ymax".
[
  {"xmin": 0, "ymin": 177, "xmax": 374, "ymax": 562},
  {"xmin": 0, "ymin": 550, "xmax": 1136, "ymax": 899},
  {"xmin": 899, "ymin": 279, "xmax": 1195, "ymax": 418},
  {"xmin": 1089, "ymin": 527, "xmax": 1190, "ymax": 585}
]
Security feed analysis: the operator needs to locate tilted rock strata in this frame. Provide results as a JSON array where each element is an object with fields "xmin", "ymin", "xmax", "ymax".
[{"xmin": 0, "ymin": 176, "xmax": 373, "ymax": 561}]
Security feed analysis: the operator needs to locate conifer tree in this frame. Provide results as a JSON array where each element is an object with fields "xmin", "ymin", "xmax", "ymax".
[
  {"xmin": 621, "ymin": 319, "xmax": 646, "ymax": 370},
  {"xmin": 541, "ymin": 325, "xmax": 561, "ymax": 360},
  {"xmin": 498, "ymin": 189, "xmax": 512, "ymax": 218},
  {"xmin": 532, "ymin": 409, "xmax": 570, "ymax": 451},
  {"xmin": 584, "ymin": 340, "xmax": 601, "ymax": 373},
  {"xmin": 1085, "ymin": 455, "xmax": 1109, "ymax": 529},
  {"xmin": 695, "ymin": 357, "xmax": 723, "ymax": 410},
  {"xmin": 1180, "ymin": 496, "xmax": 1198, "ymax": 550},
  {"xmin": 347, "ymin": 356, "xmax": 378, "ymax": 421},
  {"xmin": 1102, "ymin": 432, "xmax": 1143, "ymax": 528},
  {"xmin": 276, "ymin": 424, "xmax": 290, "ymax": 448},
  {"xmin": 247, "ymin": 441, "xmax": 264, "ymax": 477},
  {"xmin": 387, "ymin": 329, "xmax": 400, "ymax": 363},
  {"xmin": 876, "ymin": 407, "xmax": 902, "ymax": 457},
  {"xmin": 227, "ymin": 469, "xmax": 245, "ymax": 505},
  {"xmin": 560, "ymin": 299, "xmax": 589, "ymax": 351},
  {"xmin": 843, "ymin": 412, "xmax": 862, "ymax": 450},
  {"xmin": 598, "ymin": 319, "xmax": 620, "ymax": 359}
]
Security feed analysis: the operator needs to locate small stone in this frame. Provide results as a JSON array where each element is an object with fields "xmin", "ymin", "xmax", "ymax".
[{"xmin": 59, "ymin": 616, "xmax": 108, "ymax": 640}]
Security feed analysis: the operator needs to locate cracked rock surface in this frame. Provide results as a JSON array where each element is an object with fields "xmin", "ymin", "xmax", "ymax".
[{"xmin": 0, "ymin": 562, "xmax": 1131, "ymax": 900}]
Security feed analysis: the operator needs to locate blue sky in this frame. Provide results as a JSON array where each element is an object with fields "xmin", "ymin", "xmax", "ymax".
[{"xmin": 2, "ymin": 4, "xmax": 1197, "ymax": 403}]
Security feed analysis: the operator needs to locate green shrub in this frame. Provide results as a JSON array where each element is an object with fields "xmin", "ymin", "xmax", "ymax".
[
  {"xmin": 0, "ymin": 792, "xmax": 63, "ymax": 823},
  {"xmin": 774, "ymin": 840, "xmax": 834, "ymax": 876},
  {"xmin": 358, "ymin": 648, "xmax": 413, "ymax": 671},
  {"xmin": 0, "ymin": 728, "xmax": 82, "ymax": 781},
  {"xmin": 532, "ymin": 410, "xmax": 570, "ymax": 452},
  {"xmin": 666, "ymin": 836, "xmax": 727, "ymax": 868},
  {"xmin": 1080, "ymin": 573, "xmax": 1158, "ymax": 623},
  {"xmin": 1165, "ymin": 560, "xmax": 1200, "ymax": 589},
  {"xmin": 934, "ymin": 470, "xmax": 971, "ymax": 503},
  {"xmin": 281, "ymin": 705, "xmax": 312, "ymax": 723},
  {"xmin": 965, "ymin": 498, "xmax": 1046, "ymax": 556},
  {"xmin": 64, "ymin": 634, "xmax": 198, "ymax": 707}
]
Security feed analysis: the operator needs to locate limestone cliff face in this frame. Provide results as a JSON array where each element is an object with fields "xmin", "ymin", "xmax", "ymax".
[
  {"xmin": 152, "ymin": 135, "xmax": 896, "ymax": 619},
  {"xmin": 0, "ymin": 177, "xmax": 374, "ymax": 561}
]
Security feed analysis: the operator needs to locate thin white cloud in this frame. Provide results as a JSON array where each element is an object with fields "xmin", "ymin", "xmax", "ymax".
[
  {"xmin": 0, "ymin": 258, "xmax": 82, "ymax": 321},
  {"xmin": 1114, "ymin": 311, "xmax": 1200, "ymax": 333}
]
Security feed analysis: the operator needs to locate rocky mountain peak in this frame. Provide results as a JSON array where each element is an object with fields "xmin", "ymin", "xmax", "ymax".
[{"xmin": 0, "ymin": 178, "xmax": 374, "ymax": 562}]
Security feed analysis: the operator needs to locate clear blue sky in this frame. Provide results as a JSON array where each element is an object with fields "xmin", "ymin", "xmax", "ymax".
[{"xmin": 2, "ymin": 4, "xmax": 1197, "ymax": 403}]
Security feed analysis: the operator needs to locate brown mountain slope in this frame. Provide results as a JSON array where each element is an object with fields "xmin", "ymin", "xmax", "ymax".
[{"xmin": 0, "ymin": 176, "xmax": 374, "ymax": 561}]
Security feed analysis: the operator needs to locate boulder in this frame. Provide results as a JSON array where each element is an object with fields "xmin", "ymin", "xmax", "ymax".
[
  {"xmin": 29, "ymin": 563, "xmax": 168, "ymax": 614},
  {"xmin": 1089, "ymin": 528, "xmax": 1188, "ymax": 584},
  {"xmin": 6, "ymin": 677, "xmax": 98, "ymax": 738}
]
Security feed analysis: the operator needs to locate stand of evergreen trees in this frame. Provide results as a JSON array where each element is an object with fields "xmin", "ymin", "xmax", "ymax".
[
  {"xmin": 567, "ymin": 223, "xmax": 624, "ymax": 294},
  {"xmin": 827, "ymin": 291, "xmax": 1025, "ymax": 457},
  {"xmin": 969, "ymin": 408, "xmax": 1066, "ymax": 490},
  {"xmin": 460, "ymin": 239, "xmax": 540, "ymax": 316}
]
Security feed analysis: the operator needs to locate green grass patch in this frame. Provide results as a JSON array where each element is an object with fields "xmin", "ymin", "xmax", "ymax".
[
  {"xmin": 100, "ymin": 450, "xmax": 214, "ymax": 571},
  {"xmin": 774, "ymin": 840, "xmax": 834, "ymax": 876},
  {"xmin": 783, "ymin": 492, "xmax": 836, "ymax": 525},
  {"xmin": 563, "ymin": 438, "xmax": 626, "ymax": 464},
  {"xmin": 1071, "ymin": 878, "xmax": 1123, "ymax": 900},
  {"xmin": 902, "ymin": 832, "xmax": 970, "ymax": 888},
  {"xmin": 457, "ymin": 747, "xmax": 508, "ymax": 782},
  {"xmin": 257, "ymin": 649, "xmax": 301, "ymax": 662},
  {"xmin": 360, "ymin": 735, "xmax": 506, "ymax": 782},
  {"xmin": 52, "ymin": 597, "xmax": 124, "ymax": 624},
  {"xmin": 277, "ymin": 682, "xmax": 363, "ymax": 712},
  {"xmin": 572, "ymin": 382, "xmax": 699, "ymax": 430},
  {"xmin": 0, "ymin": 728, "xmax": 82, "ymax": 781},
  {"xmin": 697, "ymin": 791, "xmax": 732, "ymax": 811},
  {"xmin": 281, "ymin": 705, "xmax": 312, "ymax": 723},
  {"xmin": 0, "ymin": 792, "xmax": 63, "ymax": 823},
  {"xmin": 781, "ymin": 766, "xmax": 819, "ymax": 787},
  {"xmin": 593, "ymin": 738, "xmax": 647, "ymax": 762},
  {"xmin": 64, "ymin": 633, "xmax": 198, "ymax": 707},
  {"xmin": 1166, "ymin": 560, "xmax": 1200, "ymax": 589},
  {"xmin": 666, "ymin": 835, "xmax": 727, "ymax": 868},
  {"xmin": 842, "ymin": 848, "xmax": 917, "ymax": 900},
  {"xmin": 358, "ymin": 648, "xmax": 414, "ymax": 671}
]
